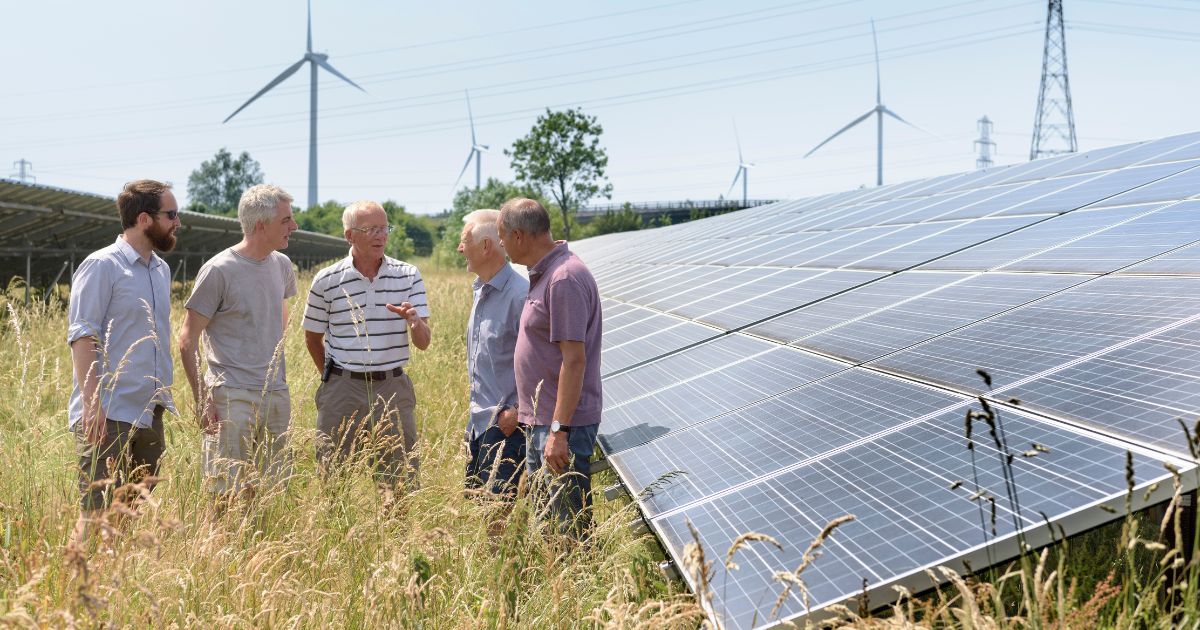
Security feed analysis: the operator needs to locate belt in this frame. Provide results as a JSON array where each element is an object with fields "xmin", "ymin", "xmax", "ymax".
[{"xmin": 329, "ymin": 365, "xmax": 404, "ymax": 381}]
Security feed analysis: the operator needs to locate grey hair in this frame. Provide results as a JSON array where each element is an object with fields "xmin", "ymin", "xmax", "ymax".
[
  {"xmin": 498, "ymin": 197, "xmax": 551, "ymax": 237},
  {"xmin": 237, "ymin": 184, "xmax": 293, "ymax": 235},
  {"xmin": 342, "ymin": 200, "xmax": 385, "ymax": 230},
  {"xmin": 462, "ymin": 208, "xmax": 500, "ymax": 245}
]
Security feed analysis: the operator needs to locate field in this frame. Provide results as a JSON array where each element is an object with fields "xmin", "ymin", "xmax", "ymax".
[
  {"xmin": 0, "ymin": 261, "xmax": 700, "ymax": 628},
  {"xmin": 3, "ymin": 261, "xmax": 1200, "ymax": 629}
]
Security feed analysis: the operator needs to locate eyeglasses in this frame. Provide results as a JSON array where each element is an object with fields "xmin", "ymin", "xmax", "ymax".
[
  {"xmin": 349, "ymin": 225, "xmax": 395, "ymax": 237},
  {"xmin": 153, "ymin": 209, "xmax": 179, "ymax": 221}
]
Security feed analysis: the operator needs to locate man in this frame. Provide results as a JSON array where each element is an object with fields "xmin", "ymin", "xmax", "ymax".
[
  {"xmin": 458, "ymin": 209, "xmax": 528, "ymax": 498},
  {"xmin": 303, "ymin": 200, "xmax": 430, "ymax": 490},
  {"xmin": 67, "ymin": 179, "xmax": 180, "ymax": 545},
  {"xmin": 178, "ymin": 184, "xmax": 298, "ymax": 499},
  {"xmin": 497, "ymin": 198, "xmax": 602, "ymax": 536}
]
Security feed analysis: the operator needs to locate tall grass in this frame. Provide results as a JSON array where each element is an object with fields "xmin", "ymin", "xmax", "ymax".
[{"xmin": 0, "ymin": 261, "xmax": 700, "ymax": 628}]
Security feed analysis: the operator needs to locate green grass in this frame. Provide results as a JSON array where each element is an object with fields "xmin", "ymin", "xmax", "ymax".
[{"xmin": 0, "ymin": 260, "xmax": 700, "ymax": 628}]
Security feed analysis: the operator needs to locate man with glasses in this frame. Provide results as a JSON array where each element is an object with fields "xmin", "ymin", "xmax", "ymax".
[
  {"xmin": 68, "ymin": 179, "xmax": 180, "ymax": 545},
  {"xmin": 179, "ymin": 184, "xmax": 299, "ymax": 501},
  {"xmin": 303, "ymin": 200, "xmax": 430, "ymax": 493}
]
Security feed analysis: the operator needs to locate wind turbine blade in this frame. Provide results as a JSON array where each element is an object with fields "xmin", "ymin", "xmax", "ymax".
[
  {"xmin": 223, "ymin": 58, "xmax": 307, "ymax": 123},
  {"xmin": 316, "ymin": 58, "xmax": 366, "ymax": 92},
  {"xmin": 453, "ymin": 150, "xmax": 475, "ymax": 189},
  {"xmin": 726, "ymin": 168, "xmax": 743, "ymax": 196},
  {"xmin": 804, "ymin": 109, "xmax": 875, "ymax": 158},
  {"xmin": 465, "ymin": 89, "xmax": 477, "ymax": 145},
  {"xmin": 881, "ymin": 107, "xmax": 938, "ymax": 138},
  {"xmin": 306, "ymin": 0, "xmax": 313, "ymax": 53},
  {"xmin": 871, "ymin": 18, "xmax": 881, "ymax": 106}
]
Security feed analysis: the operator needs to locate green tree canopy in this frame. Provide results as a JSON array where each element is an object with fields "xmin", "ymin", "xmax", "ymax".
[
  {"xmin": 583, "ymin": 206, "xmax": 643, "ymax": 238},
  {"xmin": 186, "ymin": 148, "xmax": 264, "ymax": 215},
  {"xmin": 506, "ymin": 108, "xmax": 611, "ymax": 241},
  {"xmin": 294, "ymin": 199, "xmax": 431, "ymax": 261}
]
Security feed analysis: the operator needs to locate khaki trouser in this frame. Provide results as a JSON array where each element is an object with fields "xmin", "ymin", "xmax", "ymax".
[
  {"xmin": 315, "ymin": 369, "xmax": 419, "ymax": 488},
  {"xmin": 203, "ymin": 386, "xmax": 291, "ymax": 495}
]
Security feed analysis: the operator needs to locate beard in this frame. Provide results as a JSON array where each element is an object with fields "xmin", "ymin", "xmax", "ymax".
[{"xmin": 144, "ymin": 220, "xmax": 177, "ymax": 253}]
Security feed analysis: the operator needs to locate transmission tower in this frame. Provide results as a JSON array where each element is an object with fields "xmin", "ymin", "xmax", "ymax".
[
  {"xmin": 975, "ymin": 116, "xmax": 996, "ymax": 169},
  {"xmin": 1030, "ymin": 0, "xmax": 1077, "ymax": 160},
  {"xmin": 10, "ymin": 159, "xmax": 35, "ymax": 184}
]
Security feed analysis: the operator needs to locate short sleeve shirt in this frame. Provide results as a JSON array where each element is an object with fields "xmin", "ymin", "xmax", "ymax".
[
  {"xmin": 514, "ymin": 242, "xmax": 603, "ymax": 427},
  {"xmin": 184, "ymin": 247, "xmax": 297, "ymax": 391},
  {"xmin": 66, "ymin": 237, "xmax": 175, "ymax": 428},
  {"xmin": 466, "ymin": 263, "xmax": 528, "ymax": 438},
  {"xmin": 302, "ymin": 254, "xmax": 430, "ymax": 371}
]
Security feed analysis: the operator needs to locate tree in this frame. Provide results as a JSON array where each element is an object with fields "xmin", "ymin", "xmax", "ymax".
[
  {"xmin": 583, "ymin": 207, "xmax": 643, "ymax": 238},
  {"xmin": 506, "ymin": 108, "xmax": 612, "ymax": 241},
  {"xmin": 186, "ymin": 148, "xmax": 264, "ymax": 215},
  {"xmin": 434, "ymin": 178, "xmax": 549, "ymax": 268}
]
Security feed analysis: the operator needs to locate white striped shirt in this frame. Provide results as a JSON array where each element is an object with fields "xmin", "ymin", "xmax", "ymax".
[{"xmin": 303, "ymin": 255, "xmax": 430, "ymax": 371}]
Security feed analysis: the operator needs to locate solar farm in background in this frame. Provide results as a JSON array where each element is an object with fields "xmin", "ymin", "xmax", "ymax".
[{"xmin": 573, "ymin": 131, "xmax": 1200, "ymax": 628}]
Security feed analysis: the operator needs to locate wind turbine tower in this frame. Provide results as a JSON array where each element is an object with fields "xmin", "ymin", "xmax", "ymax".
[
  {"xmin": 1030, "ymin": 0, "xmax": 1077, "ymax": 160},
  {"xmin": 726, "ymin": 120, "xmax": 753, "ymax": 206},
  {"xmin": 804, "ymin": 19, "xmax": 924, "ymax": 187},
  {"xmin": 223, "ymin": 0, "xmax": 365, "ymax": 209},
  {"xmin": 975, "ymin": 116, "xmax": 996, "ymax": 170},
  {"xmin": 453, "ymin": 90, "xmax": 490, "ymax": 191}
]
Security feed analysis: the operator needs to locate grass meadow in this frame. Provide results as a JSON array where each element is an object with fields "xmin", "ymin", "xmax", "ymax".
[
  {"xmin": 0, "ymin": 261, "xmax": 700, "ymax": 628},
  {"xmin": 2, "ymin": 260, "xmax": 1200, "ymax": 629}
]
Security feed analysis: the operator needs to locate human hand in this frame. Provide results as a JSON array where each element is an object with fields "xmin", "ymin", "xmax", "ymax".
[
  {"xmin": 544, "ymin": 430, "xmax": 570, "ymax": 474},
  {"xmin": 84, "ymin": 405, "xmax": 108, "ymax": 446},
  {"xmin": 497, "ymin": 407, "xmax": 518, "ymax": 437},
  {"xmin": 199, "ymin": 395, "xmax": 220, "ymax": 435},
  {"xmin": 385, "ymin": 302, "xmax": 421, "ymax": 326}
]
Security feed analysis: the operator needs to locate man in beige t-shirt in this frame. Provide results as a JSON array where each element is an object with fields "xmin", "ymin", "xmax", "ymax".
[{"xmin": 179, "ymin": 184, "xmax": 298, "ymax": 498}]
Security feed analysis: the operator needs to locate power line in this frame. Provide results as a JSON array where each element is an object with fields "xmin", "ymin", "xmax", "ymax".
[{"xmin": 44, "ymin": 25, "xmax": 1038, "ymax": 174}]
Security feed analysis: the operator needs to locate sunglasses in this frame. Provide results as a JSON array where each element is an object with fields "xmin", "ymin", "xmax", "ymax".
[{"xmin": 153, "ymin": 209, "xmax": 180, "ymax": 221}]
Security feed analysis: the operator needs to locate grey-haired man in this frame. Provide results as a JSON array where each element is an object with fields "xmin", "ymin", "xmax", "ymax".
[{"xmin": 179, "ymin": 183, "xmax": 298, "ymax": 499}]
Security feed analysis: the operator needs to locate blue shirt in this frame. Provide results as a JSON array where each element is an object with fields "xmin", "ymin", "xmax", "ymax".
[
  {"xmin": 67, "ymin": 237, "xmax": 175, "ymax": 429},
  {"xmin": 466, "ymin": 263, "xmax": 528, "ymax": 439}
]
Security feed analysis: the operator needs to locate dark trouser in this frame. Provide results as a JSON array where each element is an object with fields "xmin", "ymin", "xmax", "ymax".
[
  {"xmin": 465, "ymin": 424, "xmax": 526, "ymax": 498},
  {"xmin": 75, "ymin": 406, "xmax": 165, "ymax": 511},
  {"xmin": 525, "ymin": 423, "xmax": 599, "ymax": 539}
]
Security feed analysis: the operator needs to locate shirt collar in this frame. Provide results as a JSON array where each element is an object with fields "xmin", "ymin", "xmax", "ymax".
[
  {"xmin": 342, "ymin": 250, "xmax": 389, "ymax": 281},
  {"xmin": 528, "ymin": 241, "xmax": 570, "ymax": 284},
  {"xmin": 475, "ymin": 262, "xmax": 516, "ymax": 293},
  {"xmin": 114, "ymin": 236, "xmax": 161, "ymax": 269}
]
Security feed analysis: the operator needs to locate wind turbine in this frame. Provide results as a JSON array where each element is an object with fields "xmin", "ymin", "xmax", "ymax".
[
  {"xmin": 803, "ymin": 19, "xmax": 924, "ymax": 187},
  {"xmin": 453, "ymin": 90, "xmax": 489, "ymax": 191},
  {"xmin": 223, "ymin": 0, "xmax": 365, "ymax": 210},
  {"xmin": 727, "ymin": 120, "xmax": 754, "ymax": 206}
]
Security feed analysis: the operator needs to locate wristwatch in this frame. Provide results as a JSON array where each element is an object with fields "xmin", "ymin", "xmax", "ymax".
[{"xmin": 549, "ymin": 420, "xmax": 571, "ymax": 434}]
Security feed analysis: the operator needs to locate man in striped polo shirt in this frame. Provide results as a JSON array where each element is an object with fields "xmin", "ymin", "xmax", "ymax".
[{"xmin": 303, "ymin": 200, "xmax": 431, "ymax": 491}]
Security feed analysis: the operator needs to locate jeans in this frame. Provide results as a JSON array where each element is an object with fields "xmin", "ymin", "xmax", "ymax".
[
  {"xmin": 466, "ymin": 424, "xmax": 526, "ymax": 498},
  {"xmin": 525, "ymin": 423, "xmax": 599, "ymax": 538}
]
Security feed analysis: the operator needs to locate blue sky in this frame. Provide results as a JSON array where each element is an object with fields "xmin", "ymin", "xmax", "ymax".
[{"xmin": 1, "ymin": 0, "xmax": 1197, "ymax": 215}]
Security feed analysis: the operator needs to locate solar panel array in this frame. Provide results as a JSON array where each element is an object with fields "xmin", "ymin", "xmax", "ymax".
[{"xmin": 572, "ymin": 131, "xmax": 1200, "ymax": 629}]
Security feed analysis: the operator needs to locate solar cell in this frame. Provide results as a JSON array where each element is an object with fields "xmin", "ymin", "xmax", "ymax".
[
  {"xmin": 609, "ymin": 369, "xmax": 962, "ymax": 517},
  {"xmin": 599, "ymin": 337, "xmax": 845, "ymax": 454},
  {"xmin": 1092, "ymin": 161, "xmax": 1200, "ymax": 207},
  {"xmin": 1121, "ymin": 242, "xmax": 1200, "ymax": 276},
  {"xmin": 777, "ymin": 272, "xmax": 1087, "ymax": 363},
  {"xmin": 870, "ymin": 276, "xmax": 1200, "ymax": 394},
  {"xmin": 601, "ymin": 318, "xmax": 720, "ymax": 377},
  {"xmin": 1003, "ymin": 318, "xmax": 1200, "ymax": 456}
]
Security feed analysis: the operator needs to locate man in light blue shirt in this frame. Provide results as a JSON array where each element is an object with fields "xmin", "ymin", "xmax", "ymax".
[
  {"xmin": 459, "ymin": 209, "xmax": 528, "ymax": 497},
  {"xmin": 67, "ymin": 179, "xmax": 180, "ymax": 545}
]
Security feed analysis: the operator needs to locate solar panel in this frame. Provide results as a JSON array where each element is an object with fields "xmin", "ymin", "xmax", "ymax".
[
  {"xmin": 573, "ymin": 132, "xmax": 1200, "ymax": 628},
  {"xmin": 651, "ymin": 405, "xmax": 1180, "ymax": 629}
]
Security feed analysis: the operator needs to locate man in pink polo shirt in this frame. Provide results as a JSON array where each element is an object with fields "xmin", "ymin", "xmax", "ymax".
[{"xmin": 498, "ymin": 197, "xmax": 603, "ymax": 537}]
